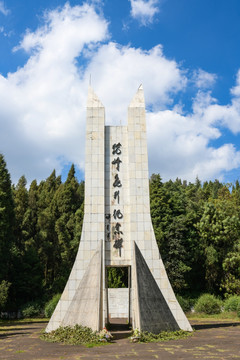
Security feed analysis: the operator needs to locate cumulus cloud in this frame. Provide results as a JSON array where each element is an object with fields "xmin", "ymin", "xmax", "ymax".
[
  {"xmin": 0, "ymin": 1, "xmax": 9, "ymax": 16},
  {"xmin": 190, "ymin": 86, "xmax": 240, "ymax": 135},
  {"xmin": 0, "ymin": 2, "xmax": 240, "ymax": 184},
  {"xmin": 85, "ymin": 43, "xmax": 186, "ymax": 123},
  {"xmin": 193, "ymin": 69, "xmax": 217, "ymax": 89},
  {"xmin": 146, "ymin": 82, "xmax": 240, "ymax": 181},
  {"xmin": 129, "ymin": 0, "xmax": 160, "ymax": 25},
  {"xmin": 147, "ymin": 109, "xmax": 240, "ymax": 182},
  {"xmin": 0, "ymin": 3, "xmax": 108, "ymax": 183}
]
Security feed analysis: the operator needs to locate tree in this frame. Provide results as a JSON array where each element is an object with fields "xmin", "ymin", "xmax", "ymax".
[
  {"xmin": 13, "ymin": 175, "xmax": 28, "ymax": 251},
  {"xmin": 196, "ymin": 196, "xmax": 240, "ymax": 294},
  {"xmin": 36, "ymin": 171, "xmax": 61, "ymax": 295},
  {"xmin": 149, "ymin": 174, "xmax": 172, "ymax": 248},
  {"xmin": 0, "ymin": 154, "xmax": 15, "ymax": 281},
  {"xmin": 0, "ymin": 280, "xmax": 11, "ymax": 310},
  {"xmin": 52, "ymin": 165, "xmax": 84, "ymax": 293},
  {"xmin": 221, "ymin": 243, "xmax": 240, "ymax": 296},
  {"xmin": 163, "ymin": 216, "xmax": 191, "ymax": 292}
]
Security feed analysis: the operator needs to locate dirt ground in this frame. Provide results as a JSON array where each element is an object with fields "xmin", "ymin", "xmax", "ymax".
[{"xmin": 0, "ymin": 320, "xmax": 240, "ymax": 360}]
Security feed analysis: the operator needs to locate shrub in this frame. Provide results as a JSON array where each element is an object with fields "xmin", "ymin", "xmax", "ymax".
[
  {"xmin": 0, "ymin": 280, "xmax": 11, "ymax": 310},
  {"xmin": 224, "ymin": 295, "xmax": 240, "ymax": 312},
  {"xmin": 130, "ymin": 329, "xmax": 192, "ymax": 343},
  {"xmin": 194, "ymin": 294, "xmax": 222, "ymax": 314},
  {"xmin": 44, "ymin": 294, "xmax": 61, "ymax": 318},
  {"xmin": 176, "ymin": 295, "xmax": 191, "ymax": 313},
  {"xmin": 41, "ymin": 324, "xmax": 101, "ymax": 345},
  {"xmin": 237, "ymin": 302, "xmax": 240, "ymax": 318},
  {"xmin": 21, "ymin": 301, "xmax": 42, "ymax": 318}
]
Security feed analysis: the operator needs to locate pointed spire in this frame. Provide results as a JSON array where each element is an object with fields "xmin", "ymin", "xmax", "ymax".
[
  {"xmin": 87, "ymin": 85, "xmax": 104, "ymax": 108},
  {"xmin": 128, "ymin": 84, "xmax": 145, "ymax": 108}
]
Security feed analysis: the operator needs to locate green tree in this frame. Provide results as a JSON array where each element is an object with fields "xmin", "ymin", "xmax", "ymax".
[
  {"xmin": 52, "ymin": 165, "xmax": 84, "ymax": 293},
  {"xmin": 163, "ymin": 216, "xmax": 191, "ymax": 292},
  {"xmin": 0, "ymin": 154, "xmax": 15, "ymax": 281},
  {"xmin": 13, "ymin": 175, "xmax": 28, "ymax": 251},
  {"xmin": 36, "ymin": 170, "xmax": 61, "ymax": 295},
  {"xmin": 196, "ymin": 194, "xmax": 240, "ymax": 294},
  {"xmin": 0, "ymin": 280, "xmax": 11, "ymax": 310}
]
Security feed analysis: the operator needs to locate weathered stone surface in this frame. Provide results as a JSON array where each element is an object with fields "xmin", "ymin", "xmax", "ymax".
[
  {"xmin": 46, "ymin": 85, "xmax": 192, "ymax": 334},
  {"xmin": 134, "ymin": 242, "xmax": 179, "ymax": 333},
  {"xmin": 61, "ymin": 241, "xmax": 102, "ymax": 331}
]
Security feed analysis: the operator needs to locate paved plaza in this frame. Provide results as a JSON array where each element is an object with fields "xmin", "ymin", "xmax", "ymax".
[{"xmin": 0, "ymin": 320, "xmax": 240, "ymax": 360}]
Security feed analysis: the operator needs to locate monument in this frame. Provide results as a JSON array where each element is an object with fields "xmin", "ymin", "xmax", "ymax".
[{"xmin": 46, "ymin": 85, "xmax": 192, "ymax": 334}]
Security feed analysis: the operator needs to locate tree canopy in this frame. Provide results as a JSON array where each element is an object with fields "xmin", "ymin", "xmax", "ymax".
[{"xmin": 0, "ymin": 154, "xmax": 240, "ymax": 311}]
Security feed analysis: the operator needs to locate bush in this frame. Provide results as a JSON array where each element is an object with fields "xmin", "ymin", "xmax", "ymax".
[
  {"xmin": 0, "ymin": 280, "xmax": 11, "ymax": 310},
  {"xmin": 237, "ymin": 302, "xmax": 240, "ymax": 318},
  {"xmin": 21, "ymin": 301, "xmax": 42, "ymax": 318},
  {"xmin": 41, "ymin": 324, "xmax": 100, "ymax": 345},
  {"xmin": 176, "ymin": 295, "xmax": 191, "ymax": 313},
  {"xmin": 224, "ymin": 295, "xmax": 240, "ymax": 312},
  {"xmin": 130, "ymin": 329, "xmax": 192, "ymax": 343},
  {"xmin": 194, "ymin": 294, "xmax": 222, "ymax": 314},
  {"xmin": 44, "ymin": 294, "xmax": 61, "ymax": 318}
]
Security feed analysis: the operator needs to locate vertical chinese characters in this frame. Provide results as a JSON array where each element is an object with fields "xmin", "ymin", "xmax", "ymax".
[{"xmin": 112, "ymin": 143, "xmax": 123, "ymax": 256}]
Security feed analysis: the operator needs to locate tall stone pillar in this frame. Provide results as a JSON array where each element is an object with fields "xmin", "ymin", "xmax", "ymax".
[{"xmin": 46, "ymin": 85, "xmax": 192, "ymax": 333}]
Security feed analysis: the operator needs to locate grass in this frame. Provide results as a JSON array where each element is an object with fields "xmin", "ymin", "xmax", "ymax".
[
  {"xmin": 187, "ymin": 311, "xmax": 240, "ymax": 322},
  {"xmin": 0, "ymin": 318, "xmax": 48, "ymax": 325},
  {"xmin": 0, "ymin": 318, "xmax": 48, "ymax": 333}
]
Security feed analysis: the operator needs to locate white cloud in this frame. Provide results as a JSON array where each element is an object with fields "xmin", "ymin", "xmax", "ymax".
[
  {"xmin": 193, "ymin": 69, "xmax": 217, "ymax": 89},
  {"xmin": 191, "ymin": 88, "xmax": 240, "ymax": 135},
  {"xmin": 147, "ymin": 109, "xmax": 240, "ymax": 182},
  {"xmin": 130, "ymin": 0, "xmax": 160, "ymax": 25},
  {"xmin": 0, "ymin": 3, "xmax": 108, "ymax": 183},
  {"xmin": 85, "ymin": 43, "xmax": 186, "ymax": 123},
  {"xmin": 230, "ymin": 69, "xmax": 240, "ymax": 97},
  {"xmin": 0, "ymin": 1, "xmax": 9, "ymax": 16},
  {"xmin": 0, "ymin": 2, "xmax": 240, "ymax": 185}
]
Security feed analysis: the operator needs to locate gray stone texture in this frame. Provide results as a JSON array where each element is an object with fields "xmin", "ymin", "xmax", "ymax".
[
  {"xmin": 108, "ymin": 288, "xmax": 130, "ymax": 319},
  {"xmin": 46, "ymin": 85, "xmax": 192, "ymax": 333},
  {"xmin": 61, "ymin": 241, "xmax": 102, "ymax": 331},
  {"xmin": 134, "ymin": 242, "xmax": 179, "ymax": 333}
]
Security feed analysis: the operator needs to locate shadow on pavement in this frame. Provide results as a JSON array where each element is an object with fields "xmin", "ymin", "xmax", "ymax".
[
  {"xmin": 193, "ymin": 322, "xmax": 240, "ymax": 330},
  {"xmin": 0, "ymin": 331, "xmax": 32, "ymax": 338}
]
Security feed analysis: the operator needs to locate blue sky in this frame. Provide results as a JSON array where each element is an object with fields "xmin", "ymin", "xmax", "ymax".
[{"xmin": 1, "ymin": 0, "xmax": 240, "ymax": 185}]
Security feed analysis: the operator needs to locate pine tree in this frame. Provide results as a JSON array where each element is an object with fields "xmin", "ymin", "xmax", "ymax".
[
  {"xmin": 0, "ymin": 155, "xmax": 15, "ymax": 281},
  {"xmin": 52, "ymin": 165, "xmax": 83, "ymax": 293},
  {"xmin": 13, "ymin": 175, "xmax": 28, "ymax": 252}
]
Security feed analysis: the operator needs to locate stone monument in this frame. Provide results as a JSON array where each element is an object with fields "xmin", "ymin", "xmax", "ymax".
[{"xmin": 46, "ymin": 85, "xmax": 192, "ymax": 334}]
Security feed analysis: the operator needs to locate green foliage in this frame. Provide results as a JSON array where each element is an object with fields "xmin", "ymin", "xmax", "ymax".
[
  {"xmin": 224, "ymin": 296, "xmax": 240, "ymax": 312},
  {"xmin": 21, "ymin": 301, "xmax": 42, "ymax": 318},
  {"xmin": 41, "ymin": 325, "xmax": 102, "ymax": 346},
  {"xmin": 1, "ymin": 154, "xmax": 240, "ymax": 310},
  {"xmin": 0, "ymin": 155, "xmax": 15, "ymax": 282},
  {"xmin": 194, "ymin": 294, "xmax": 222, "ymax": 314},
  {"xmin": 237, "ymin": 302, "xmax": 240, "ymax": 318},
  {"xmin": 196, "ymin": 192, "xmax": 240, "ymax": 294},
  {"xmin": 131, "ymin": 329, "xmax": 192, "ymax": 343},
  {"xmin": 0, "ymin": 280, "xmax": 11, "ymax": 310},
  {"xmin": 221, "ymin": 242, "xmax": 240, "ymax": 296},
  {"xmin": 44, "ymin": 294, "xmax": 61, "ymax": 318},
  {"xmin": 176, "ymin": 295, "xmax": 192, "ymax": 313},
  {"xmin": 107, "ymin": 267, "xmax": 128, "ymax": 288}
]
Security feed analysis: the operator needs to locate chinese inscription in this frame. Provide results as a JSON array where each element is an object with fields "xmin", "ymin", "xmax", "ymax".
[{"xmin": 105, "ymin": 142, "xmax": 124, "ymax": 256}]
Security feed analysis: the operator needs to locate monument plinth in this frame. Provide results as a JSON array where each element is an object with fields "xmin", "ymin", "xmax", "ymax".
[{"xmin": 46, "ymin": 85, "xmax": 192, "ymax": 333}]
